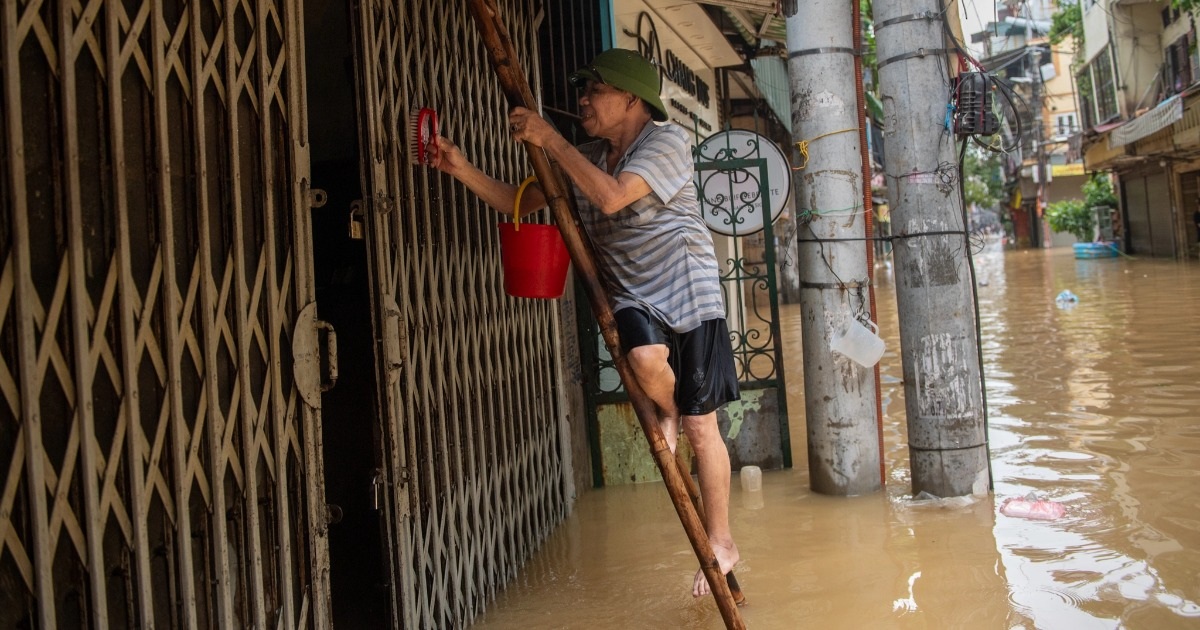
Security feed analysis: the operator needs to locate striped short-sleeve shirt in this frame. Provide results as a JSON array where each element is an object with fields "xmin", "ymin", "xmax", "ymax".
[{"xmin": 573, "ymin": 121, "xmax": 725, "ymax": 333}]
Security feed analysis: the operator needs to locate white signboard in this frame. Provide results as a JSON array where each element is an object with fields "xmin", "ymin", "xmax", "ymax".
[
  {"xmin": 613, "ymin": 3, "xmax": 720, "ymax": 139},
  {"xmin": 694, "ymin": 130, "xmax": 791, "ymax": 236}
]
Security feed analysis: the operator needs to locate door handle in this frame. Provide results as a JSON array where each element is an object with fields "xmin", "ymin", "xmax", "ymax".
[
  {"xmin": 371, "ymin": 471, "xmax": 382, "ymax": 511},
  {"xmin": 316, "ymin": 319, "xmax": 338, "ymax": 391},
  {"xmin": 293, "ymin": 303, "xmax": 338, "ymax": 407}
]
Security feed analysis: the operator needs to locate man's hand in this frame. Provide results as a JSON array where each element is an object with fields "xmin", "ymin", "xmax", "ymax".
[
  {"xmin": 428, "ymin": 135, "xmax": 467, "ymax": 177},
  {"xmin": 508, "ymin": 107, "xmax": 559, "ymax": 148}
]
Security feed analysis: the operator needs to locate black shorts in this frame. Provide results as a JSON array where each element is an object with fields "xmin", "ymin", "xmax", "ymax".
[{"xmin": 614, "ymin": 307, "xmax": 741, "ymax": 416}]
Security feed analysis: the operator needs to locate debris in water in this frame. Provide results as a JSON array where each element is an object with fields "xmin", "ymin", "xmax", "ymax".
[
  {"xmin": 1055, "ymin": 290, "xmax": 1079, "ymax": 307},
  {"xmin": 999, "ymin": 495, "xmax": 1066, "ymax": 520},
  {"xmin": 908, "ymin": 491, "xmax": 977, "ymax": 509}
]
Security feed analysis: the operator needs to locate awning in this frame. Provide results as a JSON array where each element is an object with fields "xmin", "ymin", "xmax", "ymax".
[
  {"xmin": 721, "ymin": 6, "xmax": 786, "ymax": 45},
  {"xmin": 704, "ymin": 0, "xmax": 776, "ymax": 10},
  {"xmin": 750, "ymin": 51, "xmax": 791, "ymax": 133},
  {"xmin": 1111, "ymin": 95, "xmax": 1183, "ymax": 147}
]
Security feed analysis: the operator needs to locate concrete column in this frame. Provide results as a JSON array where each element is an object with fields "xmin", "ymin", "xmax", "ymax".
[
  {"xmin": 785, "ymin": 0, "xmax": 882, "ymax": 495},
  {"xmin": 874, "ymin": 0, "xmax": 991, "ymax": 496}
]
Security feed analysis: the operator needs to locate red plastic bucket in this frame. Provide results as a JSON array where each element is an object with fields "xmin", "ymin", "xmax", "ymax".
[{"xmin": 498, "ymin": 176, "xmax": 570, "ymax": 299}]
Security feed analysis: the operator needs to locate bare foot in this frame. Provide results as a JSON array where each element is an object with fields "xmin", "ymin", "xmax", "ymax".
[{"xmin": 692, "ymin": 541, "xmax": 739, "ymax": 597}]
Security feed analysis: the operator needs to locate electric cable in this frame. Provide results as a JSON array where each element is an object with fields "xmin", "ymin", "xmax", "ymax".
[{"xmin": 957, "ymin": 94, "xmax": 996, "ymax": 495}]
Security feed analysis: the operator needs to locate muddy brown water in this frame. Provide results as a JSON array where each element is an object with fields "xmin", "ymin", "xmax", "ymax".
[{"xmin": 474, "ymin": 245, "xmax": 1200, "ymax": 629}]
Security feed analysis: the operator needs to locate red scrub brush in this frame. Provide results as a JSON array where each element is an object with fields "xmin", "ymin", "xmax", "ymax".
[{"xmin": 410, "ymin": 106, "xmax": 439, "ymax": 165}]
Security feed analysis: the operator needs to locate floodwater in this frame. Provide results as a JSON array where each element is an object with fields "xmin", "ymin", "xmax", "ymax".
[{"xmin": 473, "ymin": 244, "xmax": 1200, "ymax": 629}]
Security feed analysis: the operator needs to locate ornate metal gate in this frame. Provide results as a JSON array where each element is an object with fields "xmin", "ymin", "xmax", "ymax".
[
  {"xmin": 695, "ymin": 130, "xmax": 791, "ymax": 469},
  {"xmin": 581, "ymin": 129, "xmax": 792, "ymax": 483},
  {"xmin": 352, "ymin": 0, "xmax": 568, "ymax": 627},
  {"xmin": 1, "ymin": 0, "xmax": 330, "ymax": 627}
]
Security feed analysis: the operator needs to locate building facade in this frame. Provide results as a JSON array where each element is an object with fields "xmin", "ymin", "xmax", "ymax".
[
  {"xmin": 1078, "ymin": 0, "xmax": 1200, "ymax": 258},
  {"xmin": 974, "ymin": 0, "xmax": 1088, "ymax": 248}
]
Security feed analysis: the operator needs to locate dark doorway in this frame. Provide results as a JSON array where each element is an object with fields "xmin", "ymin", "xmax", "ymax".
[
  {"xmin": 1182, "ymin": 170, "xmax": 1200, "ymax": 256},
  {"xmin": 303, "ymin": 1, "xmax": 389, "ymax": 626}
]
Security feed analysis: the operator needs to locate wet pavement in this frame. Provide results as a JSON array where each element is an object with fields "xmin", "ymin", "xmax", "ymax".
[{"xmin": 473, "ymin": 244, "xmax": 1200, "ymax": 629}]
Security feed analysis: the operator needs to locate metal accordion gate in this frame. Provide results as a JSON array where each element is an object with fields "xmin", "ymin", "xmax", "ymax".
[
  {"xmin": 1, "ymin": 0, "xmax": 331, "ymax": 627},
  {"xmin": 352, "ymin": 0, "xmax": 568, "ymax": 627}
]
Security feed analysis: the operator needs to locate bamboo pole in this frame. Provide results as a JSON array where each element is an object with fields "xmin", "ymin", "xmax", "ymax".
[{"xmin": 465, "ymin": 1, "xmax": 746, "ymax": 626}]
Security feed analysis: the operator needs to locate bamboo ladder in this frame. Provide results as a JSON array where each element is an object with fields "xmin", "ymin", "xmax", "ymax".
[{"xmin": 465, "ymin": 2, "xmax": 747, "ymax": 627}]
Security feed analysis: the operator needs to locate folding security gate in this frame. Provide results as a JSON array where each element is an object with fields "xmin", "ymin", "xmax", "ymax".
[
  {"xmin": 1, "ymin": 0, "xmax": 330, "ymax": 627},
  {"xmin": 1123, "ymin": 171, "xmax": 1175, "ymax": 257},
  {"xmin": 352, "ymin": 0, "xmax": 569, "ymax": 627}
]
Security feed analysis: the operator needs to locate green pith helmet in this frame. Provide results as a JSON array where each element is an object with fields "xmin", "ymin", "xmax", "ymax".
[{"xmin": 568, "ymin": 49, "xmax": 668, "ymax": 122}]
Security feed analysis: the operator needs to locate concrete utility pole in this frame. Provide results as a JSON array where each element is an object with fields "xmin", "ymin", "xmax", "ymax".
[
  {"xmin": 874, "ymin": 0, "xmax": 991, "ymax": 497},
  {"xmin": 1030, "ymin": 45, "xmax": 1050, "ymax": 247},
  {"xmin": 785, "ymin": 0, "xmax": 882, "ymax": 496}
]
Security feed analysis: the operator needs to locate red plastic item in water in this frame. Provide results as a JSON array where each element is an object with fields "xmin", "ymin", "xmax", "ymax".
[{"xmin": 999, "ymin": 497, "xmax": 1066, "ymax": 521}]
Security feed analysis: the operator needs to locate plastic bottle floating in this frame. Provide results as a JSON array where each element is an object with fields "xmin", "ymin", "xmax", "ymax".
[
  {"xmin": 999, "ymin": 495, "xmax": 1066, "ymax": 521},
  {"xmin": 1054, "ymin": 290, "xmax": 1079, "ymax": 308}
]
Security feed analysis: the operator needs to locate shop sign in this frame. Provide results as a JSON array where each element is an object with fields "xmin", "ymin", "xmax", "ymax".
[
  {"xmin": 1051, "ymin": 163, "xmax": 1085, "ymax": 177},
  {"xmin": 614, "ymin": 6, "xmax": 719, "ymax": 138}
]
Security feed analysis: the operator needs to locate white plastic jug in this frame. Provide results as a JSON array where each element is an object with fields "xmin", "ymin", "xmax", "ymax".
[
  {"xmin": 740, "ymin": 466, "xmax": 764, "ymax": 510},
  {"xmin": 739, "ymin": 465, "xmax": 762, "ymax": 493},
  {"xmin": 830, "ymin": 319, "xmax": 885, "ymax": 368}
]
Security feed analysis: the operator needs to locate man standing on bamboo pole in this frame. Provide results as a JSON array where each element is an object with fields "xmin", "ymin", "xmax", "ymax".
[{"xmin": 429, "ymin": 48, "xmax": 740, "ymax": 598}]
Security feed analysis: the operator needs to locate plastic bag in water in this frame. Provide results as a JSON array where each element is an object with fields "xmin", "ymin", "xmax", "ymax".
[
  {"xmin": 1054, "ymin": 290, "xmax": 1079, "ymax": 308},
  {"xmin": 999, "ymin": 495, "xmax": 1066, "ymax": 520}
]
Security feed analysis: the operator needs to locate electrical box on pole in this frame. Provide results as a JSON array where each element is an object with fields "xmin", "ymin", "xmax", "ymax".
[{"xmin": 953, "ymin": 72, "xmax": 999, "ymax": 136}]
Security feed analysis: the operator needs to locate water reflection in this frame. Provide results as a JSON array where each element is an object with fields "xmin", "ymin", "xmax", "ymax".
[
  {"xmin": 984, "ymin": 248, "xmax": 1200, "ymax": 628},
  {"xmin": 474, "ymin": 247, "xmax": 1200, "ymax": 629}
]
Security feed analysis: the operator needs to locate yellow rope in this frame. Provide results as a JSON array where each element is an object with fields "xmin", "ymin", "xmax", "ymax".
[{"xmin": 792, "ymin": 127, "xmax": 860, "ymax": 171}]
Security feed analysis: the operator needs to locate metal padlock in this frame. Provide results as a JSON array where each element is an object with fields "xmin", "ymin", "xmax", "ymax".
[{"xmin": 348, "ymin": 201, "xmax": 365, "ymax": 240}]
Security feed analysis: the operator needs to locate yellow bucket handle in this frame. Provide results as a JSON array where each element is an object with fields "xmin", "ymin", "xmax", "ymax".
[{"xmin": 512, "ymin": 175, "xmax": 538, "ymax": 232}]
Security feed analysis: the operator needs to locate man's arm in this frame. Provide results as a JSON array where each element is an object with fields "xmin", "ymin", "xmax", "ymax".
[
  {"xmin": 540, "ymin": 135, "xmax": 652, "ymax": 215},
  {"xmin": 429, "ymin": 135, "xmax": 546, "ymax": 215},
  {"xmin": 508, "ymin": 107, "xmax": 651, "ymax": 215}
]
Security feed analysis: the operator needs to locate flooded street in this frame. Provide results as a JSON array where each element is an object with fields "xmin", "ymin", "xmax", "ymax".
[{"xmin": 474, "ymin": 245, "xmax": 1200, "ymax": 629}]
